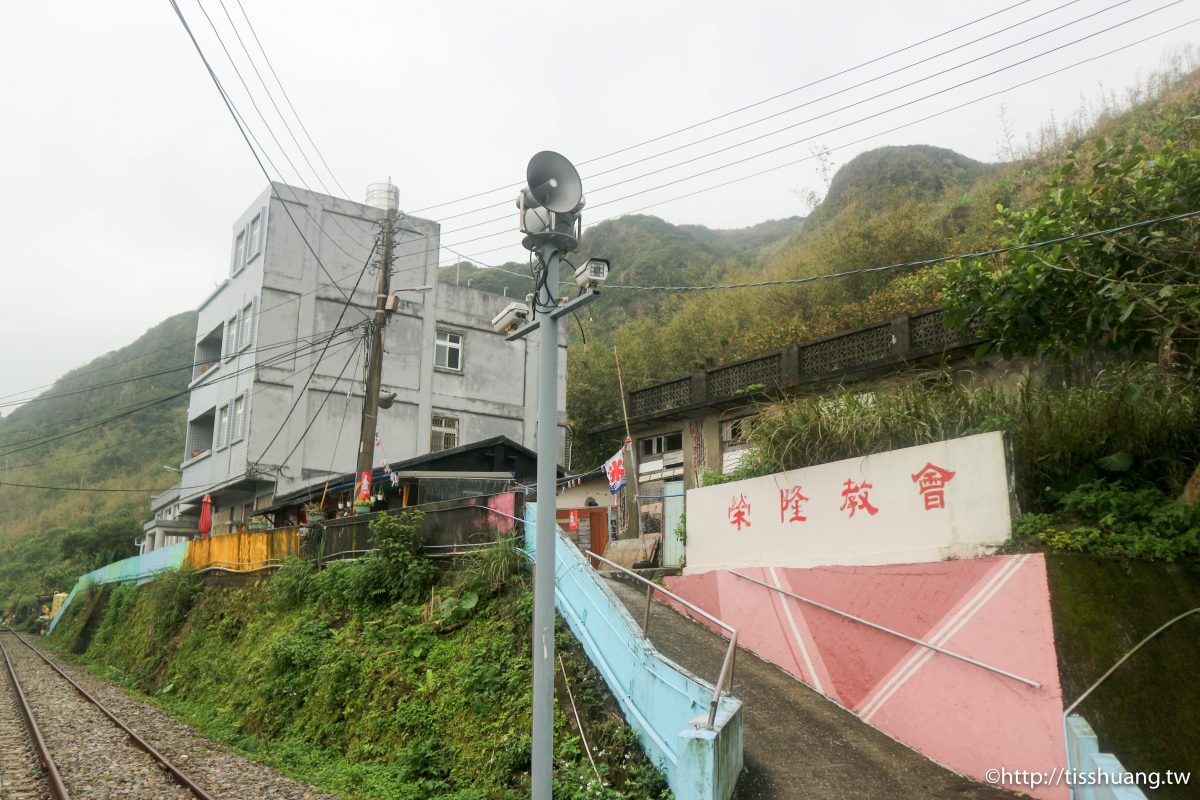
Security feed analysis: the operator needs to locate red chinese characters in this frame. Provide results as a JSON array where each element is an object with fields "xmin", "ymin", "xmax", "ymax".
[
  {"xmin": 728, "ymin": 494, "xmax": 751, "ymax": 530},
  {"xmin": 840, "ymin": 479, "xmax": 879, "ymax": 518},
  {"xmin": 911, "ymin": 462, "xmax": 957, "ymax": 510},
  {"xmin": 779, "ymin": 486, "xmax": 809, "ymax": 523}
]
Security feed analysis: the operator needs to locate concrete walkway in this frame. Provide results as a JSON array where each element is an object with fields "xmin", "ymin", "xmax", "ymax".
[{"xmin": 604, "ymin": 577, "xmax": 1017, "ymax": 800}]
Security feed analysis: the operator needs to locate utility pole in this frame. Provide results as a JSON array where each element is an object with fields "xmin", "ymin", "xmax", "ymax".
[{"xmin": 357, "ymin": 205, "xmax": 396, "ymax": 476}]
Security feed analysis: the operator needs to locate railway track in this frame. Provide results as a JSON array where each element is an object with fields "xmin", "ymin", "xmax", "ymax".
[{"xmin": 0, "ymin": 628, "xmax": 213, "ymax": 800}]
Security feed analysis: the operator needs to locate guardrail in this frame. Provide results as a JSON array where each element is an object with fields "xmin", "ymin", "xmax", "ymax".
[
  {"xmin": 590, "ymin": 551, "xmax": 739, "ymax": 729},
  {"xmin": 1062, "ymin": 607, "xmax": 1199, "ymax": 800}
]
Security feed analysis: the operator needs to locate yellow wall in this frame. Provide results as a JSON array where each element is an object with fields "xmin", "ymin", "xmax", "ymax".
[{"xmin": 184, "ymin": 528, "xmax": 302, "ymax": 572}]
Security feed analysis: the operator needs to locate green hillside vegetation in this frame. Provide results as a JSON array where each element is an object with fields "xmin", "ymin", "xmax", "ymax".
[
  {"xmin": 439, "ymin": 214, "xmax": 803, "ymax": 329},
  {"xmin": 0, "ymin": 312, "xmax": 196, "ymax": 613},
  {"xmin": 51, "ymin": 516, "xmax": 669, "ymax": 800},
  {"xmin": 568, "ymin": 65, "xmax": 1200, "ymax": 472}
]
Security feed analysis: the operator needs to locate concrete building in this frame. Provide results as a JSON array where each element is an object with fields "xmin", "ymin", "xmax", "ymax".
[{"xmin": 152, "ymin": 182, "xmax": 566, "ymax": 543}]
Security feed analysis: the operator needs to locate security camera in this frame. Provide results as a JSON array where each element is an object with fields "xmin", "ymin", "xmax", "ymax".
[
  {"xmin": 492, "ymin": 302, "xmax": 530, "ymax": 334},
  {"xmin": 574, "ymin": 258, "xmax": 610, "ymax": 290}
]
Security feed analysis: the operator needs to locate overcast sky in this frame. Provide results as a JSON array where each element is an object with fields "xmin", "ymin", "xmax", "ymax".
[{"xmin": 1, "ymin": 0, "xmax": 1195, "ymax": 408}]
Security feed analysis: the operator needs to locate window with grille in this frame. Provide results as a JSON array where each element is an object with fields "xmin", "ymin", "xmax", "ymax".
[
  {"xmin": 435, "ymin": 330, "xmax": 463, "ymax": 372},
  {"xmin": 430, "ymin": 415, "xmax": 459, "ymax": 452}
]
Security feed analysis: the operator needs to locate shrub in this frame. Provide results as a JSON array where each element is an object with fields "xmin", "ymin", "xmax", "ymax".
[
  {"xmin": 745, "ymin": 365, "xmax": 1200, "ymax": 512},
  {"xmin": 1015, "ymin": 480, "xmax": 1200, "ymax": 561}
]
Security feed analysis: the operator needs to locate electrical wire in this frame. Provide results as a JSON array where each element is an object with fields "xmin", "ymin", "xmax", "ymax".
[
  {"xmin": 275, "ymin": 332, "xmax": 364, "ymax": 473},
  {"xmin": 434, "ymin": 16, "xmax": 1200, "ymax": 269},
  {"xmin": 201, "ymin": 0, "xmax": 371, "ymax": 258},
  {"xmin": 167, "ymin": 0, "xmax": 359, "ymax": 304},
  {"xmin": 404, "ymin": 0, "xmax": 1183, "ymax": 263},
  {"xmin": 0, "ymin": 321, "xmax": 364, "ymax": 411},
  {"xmin": 0, "ymin": 247, "xmax": 382, "ymax": 407},
  {"xmin": 426, "ymin": 0, "xmax": 1104, "ymax": 229},
  {"xmin": 602, "ymin": 209, "xmax": 1200, "ymax": 291},
  {"xmin": 405, "ymin": 0, "xmax": 1041, "ymax": 216},
  {"xmin": 251, "ymin": 234, "xmax": 380, "ymax": 467},
  {"xmin": 0, "ymin": 329, "xmax": 363, "ymax": 453},
  {"xmin": 231, "ymin": 0, "xmax": 352, "ymax": 199}
]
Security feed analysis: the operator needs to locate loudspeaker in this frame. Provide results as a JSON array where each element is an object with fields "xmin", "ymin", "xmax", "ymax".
[{"xmin": 524, "ymin": 151, "xmax": 582, "ymax": 213}]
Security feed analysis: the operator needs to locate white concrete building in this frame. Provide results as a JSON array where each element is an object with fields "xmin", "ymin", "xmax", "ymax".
[{"xmin": 156, "ymin": 182, "xmax": 565, "ymax": 541}]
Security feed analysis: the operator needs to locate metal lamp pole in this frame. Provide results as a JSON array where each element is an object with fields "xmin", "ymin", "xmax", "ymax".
[{"xmin": 531, "ymin": 241, "xmax": 559, "ymax": 799}]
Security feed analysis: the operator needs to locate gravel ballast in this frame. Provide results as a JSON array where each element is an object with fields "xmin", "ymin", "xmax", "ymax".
[{"xmin": 1, "ymin": 632, "xmax": 333, "ymax": 800}]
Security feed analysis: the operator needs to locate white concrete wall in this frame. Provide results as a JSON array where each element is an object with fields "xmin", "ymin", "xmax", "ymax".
[
  {"xmin": 685, "ymin": 432, "xmax": 1015, "ymax": 572},
  {"xmin": 177, "ymin": 182, "xmax": 568, "ymax": 503}
]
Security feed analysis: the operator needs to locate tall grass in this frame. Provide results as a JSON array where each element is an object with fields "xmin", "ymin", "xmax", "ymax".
[{"xmin": 746, "ymin": 365, "xmax": 1200, "ymax": 511}]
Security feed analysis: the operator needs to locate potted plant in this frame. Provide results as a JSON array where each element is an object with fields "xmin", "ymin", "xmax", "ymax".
[
  {"xmin": 247, "ymin": 515, "xmax": 270, "ymax": 532},
  {"xmin": 354, "ymin": 500, "xmax": 373, "ymax": 515},
  {"xmin": 304, "ymin": 501, "xmax": 326, "ymax": 522}
]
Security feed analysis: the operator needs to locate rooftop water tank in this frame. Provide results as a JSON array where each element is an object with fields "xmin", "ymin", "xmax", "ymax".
[{"xmin": 365, "ymin": 182, "xmax": 398, "ymax": 211}]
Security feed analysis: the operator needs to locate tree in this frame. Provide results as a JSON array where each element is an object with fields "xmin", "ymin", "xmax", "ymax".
[{"xmin": 943, "ymin": 112, "xmax": 1200, "ymax": 365}]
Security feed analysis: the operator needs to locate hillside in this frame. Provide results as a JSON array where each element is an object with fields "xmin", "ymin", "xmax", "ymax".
[
  {"xmin": 0, "ymin": 312, "xmax": 196, "ymax": 609},
  {"xmin": 439, "ymin": 214, "xmax": 803, "ymax": 331},
  {"xmin": 568, "ymin": 67, "xmax": 1200, "ymax": 468},
  {"xmin": 799, "ymin": 145, "xmax": 998, "ymax": 234}
]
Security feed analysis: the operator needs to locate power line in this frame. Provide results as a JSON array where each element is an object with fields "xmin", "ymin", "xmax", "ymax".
[
  {"xmin": 252, "ymin": 236, "xmax": 380, "ymax": 467},
  {"xmin": 0, "ymin": 321, "xmax": 364, "ymax": 411},
  {"xmin": 395, "ymin": 0, "xmax": 1182, "ymax": 263},
  {"xmin": 0, "ymin": 330, "xmax": 362, "ymax": 453},
  {"xmin": 434, "ymin": 16, "xmax": 1199, "ymax": 269},
  {"xmin": 275, "ymin": 333, "xmax": 363, "ymax": 474},
  {"xmin": 427, "ymin": 0, "xmax": 1103, "ymax": 229},
  {"xmin": 406, "ymin": 0, "xmax": 1041, "ymax": 216},
  {"xmin": 199, "ymin": 0, "xmax": 371, "ymax": 259},
  {"xmin": 167, "ymin": 0, "xmax": 359, "ymax": 304},
  {"xmin": 231, "ymin": 0, "xmax": 352, "ymax": 199},
  {"xmin": 602, "ymin": 210, "xmax": 1200, "ymax": 291}
]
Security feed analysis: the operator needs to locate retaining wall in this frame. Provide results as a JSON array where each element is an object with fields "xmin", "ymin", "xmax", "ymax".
[{"xmin": 664, "ymin": 556, "xmax": 1066, "ymax": 799}]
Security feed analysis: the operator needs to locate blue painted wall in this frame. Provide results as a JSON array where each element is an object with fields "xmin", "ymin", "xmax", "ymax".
[
  {"xmin": 47, "ymin": 542, "xmax": 189, "ymax": 634},
  {"xmin": 526, "ymin": 503, "xmax": 742, "ymax": 800}
]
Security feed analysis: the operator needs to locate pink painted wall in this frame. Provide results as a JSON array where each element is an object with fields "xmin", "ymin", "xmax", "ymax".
[
  {"xmin": 485, "ymin": 492, "xmax": 516, "ymax": 533},
  {"xmin": 664, "ymin": 555, "xmax": 1067, "ymax": 799}
]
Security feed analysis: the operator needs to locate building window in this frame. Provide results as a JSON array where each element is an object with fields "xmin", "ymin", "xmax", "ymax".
[
  {"xmin": 247, "ymin": 214, "xmax": 261, "ymax": 259},
  {"xmin": 640, "ymin": 431, "xmax": 683, "ymax": 458},
  {"xmin": 185, "ymin": 408, "xmax": 216, "ymax": 460},
  {"xmin": 239, "ymin": 302, "xmax": 253, "ymax": 350},
  {"xmin": 430, "ymin": 415, "xmax": 459, "ymax": 452},
  {"xmin": 435, "ymin": 330, "xmax": 463, "ymax": 371},
  {"xmin": 224, "ymin": 314, "xmax": 239, "ymax": 357},
  {"xmin": 193, "ymin": 324, "xmax": 223, "ymax": 380},
  {"xmin": 231, "ymin": 395, "xmax": 246, "ymax": 442},
  {"xmin": 720, "ymin": 417, "xmax": 752, "ymax": 448},
  {"xmin": 232, "ymin": 231, "xmax": 246, "ymax": 275},
  {"xmin": 216, "ymin": 404, "xmax": 230, "ymax": 449}
]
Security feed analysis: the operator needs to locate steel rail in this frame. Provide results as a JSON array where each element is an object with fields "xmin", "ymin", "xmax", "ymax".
[
  {"xmin": 585, "ymin": 550, "xmax": 739, "ymax": 730},
  {"xmin": 0, "ymin": 634, "xmax": 71, "ymax": 799},
  {"xmin": 728, "ymin": 569, "xmax": 1043, "ymax": 688},
  {"xmin": 1, "ymin": 628, "xmax": 216, "ymax": 800}
]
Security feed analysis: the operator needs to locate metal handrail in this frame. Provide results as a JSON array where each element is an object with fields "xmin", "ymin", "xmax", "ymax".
[
  {"xmin": 1062, "ymin": 607, "xmax": 1200, "ymax": 800},
  {"xmin": 729, "ymin": 569, "xmax": 1042, "ymax": 689},
  {"xmin": 586, "ymin": 550, "xmax": 738, "ymax": 730}
]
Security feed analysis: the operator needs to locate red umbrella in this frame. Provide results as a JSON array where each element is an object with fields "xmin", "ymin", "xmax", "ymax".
[{"xmin": 198, "ymin": 494, "xmax": 213, "ymax": 540}]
